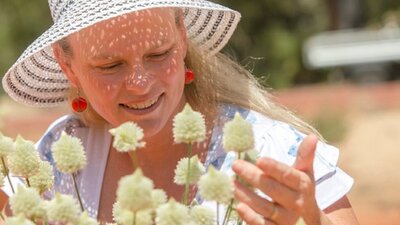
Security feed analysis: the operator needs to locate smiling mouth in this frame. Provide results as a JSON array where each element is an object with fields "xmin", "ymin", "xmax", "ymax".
[{"xmin": 120, "ymin": 94, "xmax": 162, "ymax": 110}]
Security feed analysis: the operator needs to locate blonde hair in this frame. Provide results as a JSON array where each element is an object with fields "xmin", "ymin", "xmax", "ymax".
[{"xmin": 184, "ymin": 40, "xmax": 320, "ymax": 137}]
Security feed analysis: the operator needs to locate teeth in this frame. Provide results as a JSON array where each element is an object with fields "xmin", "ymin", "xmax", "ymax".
[{"xmin": 124, "ymin": 96, "xmax": 159, "ymax": 110}]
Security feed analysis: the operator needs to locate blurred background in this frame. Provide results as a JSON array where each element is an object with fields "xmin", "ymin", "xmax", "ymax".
[{"xmin": 1, "ymin": 0, "xmax": 400, "ymax": 224}]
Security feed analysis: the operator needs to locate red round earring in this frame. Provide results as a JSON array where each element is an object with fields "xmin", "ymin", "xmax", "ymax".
[
  {"xmin": 72, "ymin": 96, "xmax": 87, "ymax": 112},
  {"xmin": 185, "ymin": 69, "xmax": 195, "ymax": 84}
]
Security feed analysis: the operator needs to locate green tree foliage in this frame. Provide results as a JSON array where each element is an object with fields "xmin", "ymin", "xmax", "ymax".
[
  {"xmin": 0, "ymin": 0, "xmax": 52, "ymax": 93},
  {"xmin": 217, "ymin": 0, "xmax": 330, "ymax": 88}
]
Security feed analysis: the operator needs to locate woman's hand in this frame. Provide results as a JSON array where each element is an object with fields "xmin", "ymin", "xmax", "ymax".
[{"xmin": 232, "ymin": 134, "xmax": 324, "ymax": 225}]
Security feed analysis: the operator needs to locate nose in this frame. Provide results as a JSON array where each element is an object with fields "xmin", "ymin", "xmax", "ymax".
[{"xmin": 124, "ymin": 65, "xmax": 154, "ymax": 94}]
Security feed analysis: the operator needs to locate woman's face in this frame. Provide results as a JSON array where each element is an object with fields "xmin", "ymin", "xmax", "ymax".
[{"xmin": 66, "ymin": 8, "xmax": 187, "ymax": 137}]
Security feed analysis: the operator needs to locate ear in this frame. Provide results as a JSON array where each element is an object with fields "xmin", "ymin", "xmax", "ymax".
[{"xmin": 51, "ymin": 43, "xmax": 80, "ymax": 88}]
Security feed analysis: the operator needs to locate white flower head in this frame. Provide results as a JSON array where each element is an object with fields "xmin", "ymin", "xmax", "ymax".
[
  {"xmin": 155, "ymin": 198, "xmax": 190, "ymax": 225},
  {"xmin": 116, "ymin": 169, "xmax": 154, "ymax": 212},
  {"xmin": 78, "ymin": 211, "xmax": 99, "ymax": 225},
  {"xmin": 4, "ymin": 215, "xmax": 35, "ymax": 225},
  {"xmin": 296, "ymin": 218, "xmax": 307, "ymax": 225},
  {"xmin": 112, "ymin": 202, "xmax": 153, "ymax": 225},
  {"xmin": 109, "ymin": 122, "xmax": 146, "ymax": 152},
  {"xmin": 8, "ymin": 135, "xmax": 40, "ymax": 178},
  {"xmin": 198, "ymin": 165, "xmax": 233, "ymax": 205},
  {"xmin": 173, "ymin": 104, "xmax": 206, "ymax": 144},
  {"xmin": 0, "ymin": 132, "xmax": 14, "ymax": 157},
  {"xmin": 9, "ymin": 186, "xmax": 42, "ymax": 218},
  {"xmin": 51, "ymin": 132, "xmax": 87, "ymax": 174},
  {"xmin": 151, "ymin": 189, "xmax": 167, "ymax": 209},
  {"xmin": 190, "ymin": 205, "xmax": 216, "ymax": 225},
  {"xmin": 46, "ymin": 193, "xmax": 81, "ymax": 224},
  {"xmin": 223, "ymin": 112, "xmax": 254, "ymax": 153},
  {"xmin": 174, "ymin": 155, "xmax": 205, "ymax": 185},
  {"xmin": 30, "ymin": 160, "xmax": 54, "ymax": 194}
]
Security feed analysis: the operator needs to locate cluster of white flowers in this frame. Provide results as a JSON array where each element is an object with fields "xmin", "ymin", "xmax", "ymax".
[
  {"xmin": 0, "ymin": 131, "xmax": 97, "ymax": 224},
  {"xmin": 0, "ymin": 103, "xmax": 305, "ymax": 225}
]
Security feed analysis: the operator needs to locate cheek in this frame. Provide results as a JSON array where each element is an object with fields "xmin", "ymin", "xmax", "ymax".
[{"xmin": 79, "ymin": 72, "xmax": 122, "ymax": 104}]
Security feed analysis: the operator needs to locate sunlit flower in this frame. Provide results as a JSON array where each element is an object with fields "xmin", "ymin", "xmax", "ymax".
[
  {"xmin": 78, "ymin": 211, "xmax": 99, "ymax": 225},
  {"xmin": 174, "ymin": 155, "xmax": 205, "ymax": 185},
  {"xmin": 109, "ymin": 122, "xmax": 146, "ymax": 152},
  {"xmin": 112, "ymin": 202, "xmax": 153, "ymax": 225},
  {"xmin": 223, "ymin": 112, "xmax": 254, "ymax": 153},
  {"xmin": 4, "ymin": 215, "xmax": 35, "ymax": 225},
  {"xmin": 296, "ymin": 218, "xmax": 306, "ymax": 225},
  {"xmin": 198, "ymin": 165, "xmax": 233, "ymax": 204},
  {"xmin": 173, "ymin": 104, "xmax": 206, "ymax": 144},
  {"xmin": 8, "ymin": 135, "xmax": 40, "ymax": 178},
  {"xmin": 46, "ymin": 193, "xmax": 80, "ymax": 224},
  {"xmin": 190, "ymin": 205, "xmax": 216, "ymax": 225},
  {"xmin": 116, "ymin": 169, "xmax": 154, "ymax": 212},
  {"xmin": 155, "ymin": 198, "xmax": 190, "ymax": 225},
  {"xmin": 30, "ymin": 160, "xmax": 54, "ymax": 194},
  {"xmin": 51, "ymin": 132, "xmax": 87, "ymax": 174},
  {"xmin": 32, "ymin": 200, "xmax": 48, "ymax": 221},
  {"xmin": 151, "ymin": 189, "xmax": 167, "ymax": 209},
  {"xmin": 9, "ymin": 186, "xmax": 42, "ymax": 218},
  {"xmin": 0, "ymin": 132, "xmax": 13, "ymax": 157}
]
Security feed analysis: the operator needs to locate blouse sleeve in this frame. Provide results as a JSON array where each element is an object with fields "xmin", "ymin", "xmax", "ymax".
[{"xmin": 258, "ymin": 121, "xmax": 354, "ymax": 210}]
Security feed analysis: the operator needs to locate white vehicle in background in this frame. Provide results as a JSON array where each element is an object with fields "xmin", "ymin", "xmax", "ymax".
[{"xmin": 303, "ymin": 26, "xmax": 400, "ymax": 82}]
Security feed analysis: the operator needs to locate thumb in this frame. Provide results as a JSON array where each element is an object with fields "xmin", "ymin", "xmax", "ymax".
[{"xmin": 293, "ymin": 134, "xmax": 318, "ymax": 175}]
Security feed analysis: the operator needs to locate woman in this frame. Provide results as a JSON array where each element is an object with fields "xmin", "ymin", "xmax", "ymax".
[{"xmin": 2, "ymin": 0, "xmax": 358, "ymax": 224}]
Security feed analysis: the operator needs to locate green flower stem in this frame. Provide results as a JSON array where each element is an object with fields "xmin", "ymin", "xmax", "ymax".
[
  {"xmin": 1, "ymin": 157, "xmax": 15, "ymax": 194},
  {"xmin": 0, "ymin": 211, "xmax": 4, "ymax": 221},
  {"xmin": 216, "ymin": 203, "xmax": 220, "ymax": 225},
  {"xmin": 25, "ymin": 178, "xmax": 30, "ymax": 187},
  {"xmin": 223, "ymin": 152, "xmax": 243, "ymax": 225},
  {"xmin": 130, "ymin": 151, "xmax": 139, "ymax": 170},
  {"xmin": 72, "ymin": 173, "xmax": 84, "ymax": 212},
  {"xmin": 133, "ymin": 211, "xmax": 136, "ymax": 225},
  {"xmin": 183, "ymin": 144, "xmax": 193, "ymax": 205},
  {"xmin": 222, "ymin": 199, "xmax": 234, "ymax": 225}
]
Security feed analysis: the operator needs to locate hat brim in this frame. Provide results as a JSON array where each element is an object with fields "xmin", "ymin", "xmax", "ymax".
[{"xmin": 3, "ymin": 0, "xmax": 241, "ymax": 107}]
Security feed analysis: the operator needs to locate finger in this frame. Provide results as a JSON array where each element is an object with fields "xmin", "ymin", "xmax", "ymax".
[
  {"xmin": 236, "ymin": 203, "xmax": 277, "ymax": 225},
  {"xmin": 234, "ymin": 179, "xmax": 275, "ymax": 217},
  {"xmin": 256, "ymin": 157, "xmax": 304, "ymax": 191},
  {"xmin": 234, "ymin": 180, "xmax": 292, "ymax": 225},
  {"xmin": 233, "ymin": 160, "xmax": 300, "ymax": 207},
  {"xmin": 293, "ymin": 134, "xmax": 318, "ymax": 175}
]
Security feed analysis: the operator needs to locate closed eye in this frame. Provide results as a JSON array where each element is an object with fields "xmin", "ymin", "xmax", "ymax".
[
  {"xmin": 147, "ymin": 49, "xmax": 171, "ymax": 61},
  {"xmin": 98, "ymin": 62, "xmax": 123, "ymax": 70}
]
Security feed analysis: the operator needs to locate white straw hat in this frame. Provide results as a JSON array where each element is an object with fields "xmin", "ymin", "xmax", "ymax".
[{"xmin": 2, "ymin": 0, "xmax": 241, "ymax": 107}]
